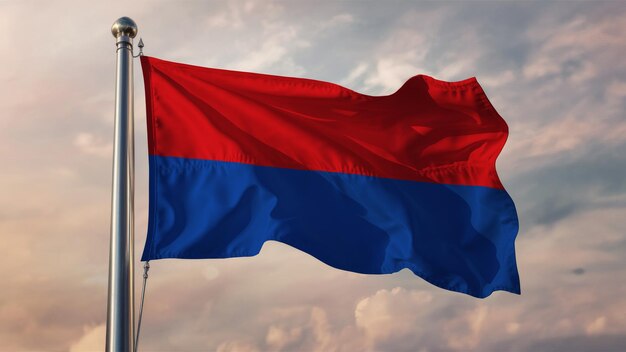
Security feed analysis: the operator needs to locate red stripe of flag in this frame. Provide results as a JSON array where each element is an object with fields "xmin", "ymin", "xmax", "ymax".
[{"xmin": 141, "ymin": 56, "xmax": 507, "ymax": 189}]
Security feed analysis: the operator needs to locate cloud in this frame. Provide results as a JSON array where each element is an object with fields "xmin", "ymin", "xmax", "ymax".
[
  {"xmin": 480, "ymin": 70, "xmax": 516, "ymax": 88},
  {"xmin": 523, "ymin": 14, "xmax": 626, "ymax": 82},
  {"xmin": 363, "ymin": 54, "xmax": 425, "ymax": 93},
  {"xmin": 510, "ymin": 141, "xmax": 626, "ymax": 228},
  {"xmin": 232, "ymin": 25, "xmax": 308, "ymax": 74},
  {"xmin": 74, "ymin": 132, "xmax": 112, "ymax": 158},
  {"xmin": 525, "ymin": 333, "xmax": 626, "ymax": 352},
  {"xmin": 308, "ymin": 307, "xmax": 335, "ymax": 352},
  {"xmin": 340, "ymin": 62, "xmax": 368, "ymax": 87},
  {"xmin": 444, "ymin": 305, "xmax": 489, "ymax": 350},
  {"xmin": 69, "ymin": 324, "xmax": 105, "ymax": 352},
  {"xmin": 355, "ymin": 287, "xmax": 433, "ymax": 344},
  {"xmin": 585, "ymin": 316, "xmax": 607, "ymax": 335},
  {"xmin": 513, "ymin": 115, "xmax": 616, "ymax": 158},
  {"xmin": 202, "ymin": 2, "xmax": 311, "ymax": 76},
  {"xmin": 205, "ymin": 1, "xmax": 246, "ymax": 29},
  {"xmin": 265, "ymin": 325, "xmax": 302, "ymax": 350},
  {"xmin": 216, "ymin": 340, "xmax": 260, "ymax": 352},
  {"xmin": 319, "ymin": 13, "xmax": 355, "ymax": 30}
]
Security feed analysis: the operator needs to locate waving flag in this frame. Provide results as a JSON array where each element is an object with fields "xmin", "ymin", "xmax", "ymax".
[{"xmin": 140, "ymin": 56, "xmax": 519, "ymax": 298}]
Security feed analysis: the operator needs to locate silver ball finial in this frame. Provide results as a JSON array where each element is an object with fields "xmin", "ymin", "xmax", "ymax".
[{"xmin": 111, "ymin": 17, "xmax": 138, "ymax": 39}]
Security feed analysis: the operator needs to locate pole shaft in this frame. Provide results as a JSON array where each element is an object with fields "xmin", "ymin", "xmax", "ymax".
[{"xmin": 106, "ymin": 25, "xmax": 136, "ymax": 352}]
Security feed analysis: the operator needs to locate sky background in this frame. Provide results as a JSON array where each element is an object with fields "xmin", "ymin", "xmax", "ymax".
[{"xmin": 1, "ymin": 0, "xmax": 625, "ymax": 351}]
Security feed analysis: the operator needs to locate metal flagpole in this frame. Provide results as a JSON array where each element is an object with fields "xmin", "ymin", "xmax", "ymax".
[{"xmin": 107, "ymin": 17, "xmax": 137, "ymax": 352}]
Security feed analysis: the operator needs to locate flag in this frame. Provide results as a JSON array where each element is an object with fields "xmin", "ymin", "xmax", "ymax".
[{"xmin": 140, "ymin": 56, "xmax": 520, "ymax": 298}]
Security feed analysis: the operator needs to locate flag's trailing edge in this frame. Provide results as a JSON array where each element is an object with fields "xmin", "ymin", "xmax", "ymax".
[{"xmin": 140, "ymin": 56, "xmax": 520, "ymax": 298}]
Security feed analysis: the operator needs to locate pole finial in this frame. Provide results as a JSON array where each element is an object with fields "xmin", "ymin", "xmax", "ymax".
[{"xmin": 111, "ymin": 17, "xmax": 138, "ymax": 39}]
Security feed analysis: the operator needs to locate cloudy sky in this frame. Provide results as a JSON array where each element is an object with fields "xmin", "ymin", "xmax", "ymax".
[{"xmin": 1, "ymin": 0, "xmax": 625, "ymax": 351}]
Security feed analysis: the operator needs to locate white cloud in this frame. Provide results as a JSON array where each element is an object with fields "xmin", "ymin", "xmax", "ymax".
[
  {"xmin": 480, "ymin": 70, "xmax": 516, "ymax": 88},
  {"xmin": 319, "ymin": 13, "xmax": 354, "ymax": 30},
  {"xmin": 265, "ymin": 325, "xmax": 302, "ymax": 351},
  {"xmin": 308, "ymin": 307, "xmax": 334, "ymax": 352},
  {"xmin": 230, "ymin": 22, "xmax": 308, "ymax": 75},
  {"xmin": 74, "ymin": 132, "xmax": 112, "ymax": 158},
  {"xmin": 435, "ymin": 50, "xmax": 482, "ymax": 80},
  {"xmin": 216, "ymin": 340, "xmax": 260, "ymax": 352},
  {"xmin": 505, "ymin": 110, "xmax": 626, "ymax": 161},
  {"xmin": 69, "ymin": 324, "xmax": 105, "ymax": 352},
  {"xmin": 206, "ymin": 3, "xmax": 243, "ymax": 29},
  {"xmin": 444, "ymin": 306, "xmax": 488, "ymax": 350},
  {"xmin": 523, "ymin": 56, "xmax": 562, "ymax": 79},
  {"xmin": 357, "ymin": 8, "xmax": 489, "ymax": 94},
  {"xmin": 523, "ymin": 14, "xmax": 626, "ymax": 82},
  {"xmin": 355, "ymin": 287, "xmax": 433, "ymax": 345},
  {"xmin": 364, "ymin": 53, "xmax": 427, "ymax": 94},
  {"xmin": 340, "ymin": 62, "xmax": 368, "ymax": 87},
  {"xmin": 585, "ymin": 316, "xmax": 607, "ymax": 335}
]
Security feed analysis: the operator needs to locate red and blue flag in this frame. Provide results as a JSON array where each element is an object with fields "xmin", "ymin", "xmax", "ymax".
[{"xmin": 140, "ymin": 56, "xmax": 520, "ymax": 298}]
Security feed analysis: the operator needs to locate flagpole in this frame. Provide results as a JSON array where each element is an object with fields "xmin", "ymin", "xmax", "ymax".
[{"xmin": 107, "ymin": 17, "xmax": 137, "ymax": 352}]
